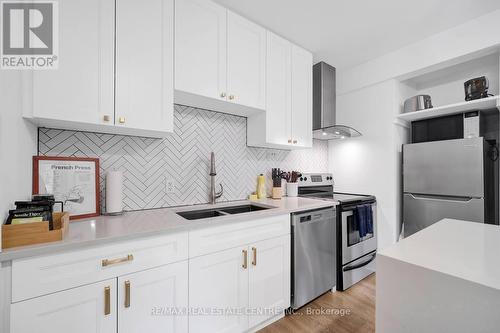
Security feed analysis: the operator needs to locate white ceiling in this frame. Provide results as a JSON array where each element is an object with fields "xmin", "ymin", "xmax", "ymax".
[{"xmin": 213, "ymin": 0, "xmax": 500, "ymax": 69}]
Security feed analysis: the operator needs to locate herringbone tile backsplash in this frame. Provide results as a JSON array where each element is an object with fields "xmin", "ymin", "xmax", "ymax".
[{"xmin": 39, "ymin": 105, "xmax": 328, "ymax": 212}]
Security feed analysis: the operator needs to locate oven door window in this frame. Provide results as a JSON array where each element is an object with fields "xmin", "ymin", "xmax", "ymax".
[{"xmin": 346, "ymin": 213, "xmax": 373, "ymax": 247}]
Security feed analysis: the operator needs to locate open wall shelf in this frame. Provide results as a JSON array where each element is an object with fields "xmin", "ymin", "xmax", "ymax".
[{"xmin": 395, "ymin": 95, "xmax": 500, "ymax": 127}]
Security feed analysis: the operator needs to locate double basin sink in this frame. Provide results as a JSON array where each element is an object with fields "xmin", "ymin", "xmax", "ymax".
[{"xmin": 177, "ymin": 204, "xmax": 271, "ymax": 220}]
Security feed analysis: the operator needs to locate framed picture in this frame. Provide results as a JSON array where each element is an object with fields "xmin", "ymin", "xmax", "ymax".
[{"xmin": 33, "ymin": 156, "xmax": 100, "ymax": 220}]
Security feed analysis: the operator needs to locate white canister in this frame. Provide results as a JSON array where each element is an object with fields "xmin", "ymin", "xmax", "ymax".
[
  {"xmin": 106, "ymin": 170, "xmax": 123, "ymax": 214},
  {"xmin": 286, "ymin": 182, "xmax": 298, "ymax": 197}
]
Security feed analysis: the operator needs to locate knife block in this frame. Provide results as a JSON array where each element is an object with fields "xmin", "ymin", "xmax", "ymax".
[{"xmin": 272, "ymin": 187, "xmax": 282, "ymax": 199}]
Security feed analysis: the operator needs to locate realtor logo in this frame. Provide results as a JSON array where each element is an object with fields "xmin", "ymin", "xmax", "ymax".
[{"xmin": 1, "ymin": 1, "xmax": 58, "ymax": 69}]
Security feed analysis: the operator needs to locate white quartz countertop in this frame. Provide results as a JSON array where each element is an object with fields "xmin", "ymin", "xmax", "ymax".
[
  {"xmin": 0, "ymin": 197, "xmax": 336, "ymax": 262},
  {"xmin": 379, "ymin": 219, "xmax": 500, "ymax": 291}
]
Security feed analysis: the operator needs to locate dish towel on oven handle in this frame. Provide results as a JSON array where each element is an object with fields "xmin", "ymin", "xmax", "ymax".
[{"xmin": 355, "ymin": 204, "xmax": 373, "ymax": 238}]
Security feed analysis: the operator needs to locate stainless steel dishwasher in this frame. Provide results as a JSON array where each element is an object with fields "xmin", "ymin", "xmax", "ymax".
[{"xmin": 291, "ymin": 207, "xmax": 336, "ymax": 309}]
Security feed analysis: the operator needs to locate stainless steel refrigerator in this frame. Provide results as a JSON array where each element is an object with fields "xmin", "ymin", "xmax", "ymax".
[{"xmin": 403, "ymin": 137, "xmax": 498, "ymax": 237}]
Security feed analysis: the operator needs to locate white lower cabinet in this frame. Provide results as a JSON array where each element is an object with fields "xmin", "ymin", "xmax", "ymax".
[
  {"xmin": 8, "ymin": 218, "xmax": 290, "ymax": 333},
  {"xmin": 248, "ymin": 236, "xmax": 291, "ymax": 328},
  {"xmin": 189, "ymin": 235, "xmax": 291, "ymax": 333},
  {"xmin": 10, "ymin": 262, "xmax": 188, "ymax": 333},
  {"xmin": 118, "ymin": 262, "xmax": 188, "ymax": 333},
  {"xmin": 189, "ymin": 246, "xmax": 249, "ymax": 333},
  {"xmin": 11, "ymin": 278, "xmax": 117, "ymax": 333}
]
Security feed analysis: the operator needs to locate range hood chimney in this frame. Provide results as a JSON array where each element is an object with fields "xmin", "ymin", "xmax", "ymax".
[{"xmin": 312, "ymin": 62, "xmax": 361, "ymax": 140}]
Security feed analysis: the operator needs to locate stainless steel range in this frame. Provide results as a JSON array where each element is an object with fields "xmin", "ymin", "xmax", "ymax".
[{"xmin": 298, "ymin": 173, "xmax": 377, "ymax": 291}]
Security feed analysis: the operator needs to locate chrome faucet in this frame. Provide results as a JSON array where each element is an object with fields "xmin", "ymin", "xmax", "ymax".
[{"xmin": 209, "ymin": 152, "xmax": 223, "ymax": 204}]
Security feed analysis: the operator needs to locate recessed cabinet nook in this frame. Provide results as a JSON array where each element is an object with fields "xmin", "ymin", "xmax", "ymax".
[{"xmin": 22, "ymin": 0, "xmax": 313, "ymax": 149}]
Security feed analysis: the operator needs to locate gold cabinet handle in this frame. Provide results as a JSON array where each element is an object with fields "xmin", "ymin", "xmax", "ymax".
[
  {"xmin": 220, "ymin": 92, "xmax": 226, "ymax": 98},
  {"xmin": 104, "ymin": 286, "xmax": 111, "ymax": 315},
  {"xmin": 229, "ymin": 95, "xmax": 235, "ymax": 100},
  {"xmin": 124, "ymin": 280, "xmax": 131, "ymax": 308},
  {"xmin": 103, "ymin": 115, "xmax": 111, "ymax": 122},
  {"xmin": 118, "ymin": 116, "xmax": 126, "ymax": 124},
  {"xmin": 102, "ymin": 254, "xmax": 134, "ymax": 267},
  {"xmin": 252, "ymin": 247, "xmax": 257, "ymax": 266},
  {"xmin": 293, "ymin": 140, "xmax": 297, "ymax": 144},
  {"xmin": 242, "ymin": 249, "xmax": 248, "ymax": 269}
]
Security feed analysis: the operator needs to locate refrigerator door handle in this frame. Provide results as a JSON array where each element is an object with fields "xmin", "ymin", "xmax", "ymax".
[{"xmin": 408, "ymin": 193, "xmax": 477, "ymax": 203}]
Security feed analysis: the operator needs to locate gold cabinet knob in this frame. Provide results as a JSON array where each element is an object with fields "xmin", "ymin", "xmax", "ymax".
[
  {"xmin": 229, "ymin": 95, "xmax": 235, "ymax": 100},
  {"xmin": 103, "ymin": 115, "xmax": 110, "ymax": 122},
  {"xmin": 118, "ymin": 117, "xmax": 126, "ymax": 124},
  {"xmin": 220, "ymin": 92, "xmax": 226, "ymax": 98},
  {"xmin": 288, "ymin": 139, "xmax": 292, "ymax": 143},
  {"xmin": 293, "ymin": 140, "xmax": 297, "ymax": 144}
]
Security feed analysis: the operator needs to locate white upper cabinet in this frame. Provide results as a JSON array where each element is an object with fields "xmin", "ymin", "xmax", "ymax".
[
  {"xmin": 115, "ymin": 0, "xmax": 174, "ymax": 136},
  {"xmin": 290, "ymin": 44, "xmax": 313, "ymax": 148},
  {"xmin": 247, "ymin": 32, "xmax": 313, "ymax": 149},
  {"xmin": 25, "ymin": 0, "xmax": 115, "ymax": 129},
  {"xmin": 175, "ymin": 0, "xmax": 227, "ymax": 101},
  {"xmin": 174, "ymin": 0, "xmax": 266, "ymax": 116},
  {"xmin": 23, "ymin": 0, "xmax": 174, "ymax": 138},
  {"xmin": 226, "ymin": 11, "xmax": 266, "ymax": 110},
  {"xmin": 263, "ymin": 31, "xmax": 291, "ymax": 146},
  {"xmin": 11, "ymin": 279, "xmax": 117, "ymax": 333}
]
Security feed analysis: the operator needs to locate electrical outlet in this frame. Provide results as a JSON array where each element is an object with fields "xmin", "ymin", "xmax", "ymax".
[
  {"xmin": 266, "ymin": 150, "xmax": 278, "ymax": 160},
  {"xmin": 166, "ymin": 178, "xmax": 175, "ymax": 194}
]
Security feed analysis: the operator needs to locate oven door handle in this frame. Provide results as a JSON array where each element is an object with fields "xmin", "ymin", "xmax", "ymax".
[{"xmin": 343, "ymin": 253, "xmax": 376, "ymax": 272}]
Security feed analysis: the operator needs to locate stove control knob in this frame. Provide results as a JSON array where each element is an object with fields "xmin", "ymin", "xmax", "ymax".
[
  {"xmin": 304, "ymin": 177, "xmax": 308, "ymax": 181},
  {"xmin": 300, "ymin": 177, "xmax": 304, "ymax": 181}
]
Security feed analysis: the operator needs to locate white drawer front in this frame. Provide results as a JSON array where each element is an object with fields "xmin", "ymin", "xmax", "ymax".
[
  {"xmin": 189, "ymin": 214, "xmax": 290, "ymax": 257},
  {"xmin": 12, "ymin": 232, "xmax": 188, "ymax": 302}
]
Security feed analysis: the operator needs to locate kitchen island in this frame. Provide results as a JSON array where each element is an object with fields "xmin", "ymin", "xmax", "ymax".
[{"xmin": 376, "ymin": 219, "xmax": 500, "ymax": 333}]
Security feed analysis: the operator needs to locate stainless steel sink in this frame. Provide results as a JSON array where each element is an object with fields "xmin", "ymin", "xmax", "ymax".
[
  {"xmin": 177, "ymin": 204, "xmax": 271, "ymax": 220},
  {"xmin": 176, "ymin": 209, "xmax": 229, "ymax": 220}
]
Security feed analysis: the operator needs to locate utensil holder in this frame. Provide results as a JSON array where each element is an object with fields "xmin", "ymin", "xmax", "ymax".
[{"xmin": 286, "ymin": 182, "xmax": 298, "ymax": 197}]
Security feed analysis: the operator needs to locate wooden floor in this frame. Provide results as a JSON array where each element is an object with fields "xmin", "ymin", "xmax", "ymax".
[{"xmin": 259, "ymin": 274, "xmax": 375, "ymax": 333}]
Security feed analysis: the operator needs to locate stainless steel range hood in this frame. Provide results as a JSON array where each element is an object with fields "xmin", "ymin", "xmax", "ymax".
[{"xmin": 313, "ymin": 62, "xmax": 361, "ymax": 140}]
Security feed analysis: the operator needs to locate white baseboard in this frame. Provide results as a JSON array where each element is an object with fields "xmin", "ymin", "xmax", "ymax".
[{"xmin": 246, "ymin": 312, "xmax": 285, "ymax": 333}]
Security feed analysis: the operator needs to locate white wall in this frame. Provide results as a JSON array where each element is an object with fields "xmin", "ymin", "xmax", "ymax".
[
  {"xmin": 0, "ymin": 72, "xmax": 37, "ymax": 221},
  {"xmin": 338, "ymin": 9, "xmax": 500, "ymax": 95},
  {"xmin": 401, "ymin": 53, "xmax": 499, "ymax": 107},
  {"xmin": 331, "ymin": 9, "xmax": 500, "ymax": 250},
  {"xmin": 329, "ymin": 80, "xmax": 408, "ymax": 250}
]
